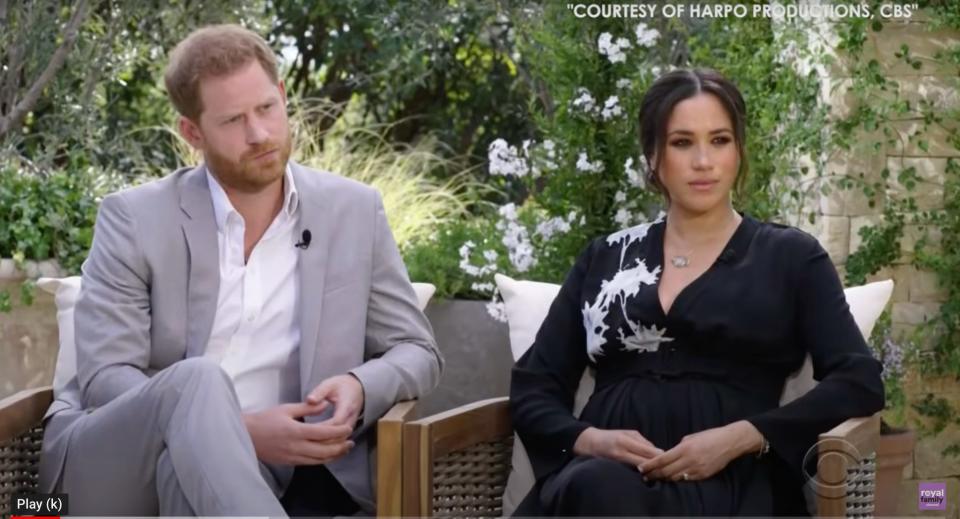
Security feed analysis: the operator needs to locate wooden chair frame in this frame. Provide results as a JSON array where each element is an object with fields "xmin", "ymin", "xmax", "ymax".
[
  {"xmin": 0, "ymin": 386, "xmax": 418, "ymax": 518},
  {"xmin": 402, "ymin": 396, "xmax": 881, "ymax": 518}
]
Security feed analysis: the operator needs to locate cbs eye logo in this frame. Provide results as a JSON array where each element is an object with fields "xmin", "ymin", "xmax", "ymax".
[{"xmin": 801, "ymin": 438, "xmax": 870, "ymax": 501}]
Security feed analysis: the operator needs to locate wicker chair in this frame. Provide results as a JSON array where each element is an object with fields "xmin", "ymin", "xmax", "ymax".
[
  {"xmin": 0, "ymin": 385, "xmax": 418, "ymax": 518},
  {"xmin": 401, "ymin": 396, "xmax": 880, "ymax": 518}
]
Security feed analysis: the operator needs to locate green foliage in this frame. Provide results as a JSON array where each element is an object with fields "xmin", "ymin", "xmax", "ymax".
[
  {"xmin": 835, "ymin": 3, "xmax": 960, "ymax": 452},
  {"xmin": 0, "ymin": 163, "xmax": 121, "ymax": 274},
  {"xmin": 404, "ymin": 3, "xmax": 826, "ymax": 301},
  {"xmin": 270, "ymin": 0, "xmax": 533, "ymax": 165}
]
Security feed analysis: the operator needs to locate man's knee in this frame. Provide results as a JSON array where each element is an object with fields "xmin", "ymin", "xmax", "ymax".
[{"xmin": 154, "ymin": 358, "xmax": 234, "ymax": 402}]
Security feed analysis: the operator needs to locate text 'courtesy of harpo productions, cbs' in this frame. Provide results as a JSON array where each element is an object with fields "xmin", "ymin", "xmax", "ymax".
[{"xmin": 566, "ymin": 3, "xmax": 920, "ymax": 20}]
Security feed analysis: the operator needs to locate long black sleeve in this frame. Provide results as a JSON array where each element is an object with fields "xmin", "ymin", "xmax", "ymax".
[
  {"xmin": 510, "ymin": 240, "xmax": 597, "ymax": 480},
  {"xmin": 746, "ymin": 234, "xmax": 885, "ymax": 475}
]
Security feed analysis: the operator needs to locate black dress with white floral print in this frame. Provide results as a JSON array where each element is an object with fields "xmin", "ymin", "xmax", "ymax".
[{"xmin": 509, "ymin": 214, "xmax": 885, "ymax": 516}]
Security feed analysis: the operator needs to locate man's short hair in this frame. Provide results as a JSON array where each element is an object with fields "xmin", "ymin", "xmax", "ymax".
[{"xmin": 164, "ymin": 24, "xmax": 279, "ymax": 120}]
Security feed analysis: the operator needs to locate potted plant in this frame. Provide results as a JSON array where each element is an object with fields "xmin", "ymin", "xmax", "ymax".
[{"xmin": 868, "ymin": 318, "xmax": 916, "ymax": 517}]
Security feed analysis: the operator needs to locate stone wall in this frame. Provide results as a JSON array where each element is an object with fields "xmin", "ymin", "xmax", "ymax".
[
  {"xmin": 0, "ymin": 260, "xmax": 63, "ymax": 400},
  {"xmin": 796, "ymin": 8, "xmax": 960, "ymax": 517}
]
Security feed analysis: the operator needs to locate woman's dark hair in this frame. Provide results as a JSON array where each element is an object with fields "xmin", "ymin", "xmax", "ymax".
[{"xmin": 637, "ymin": 68, "xmax": 749, "ymax": 202}]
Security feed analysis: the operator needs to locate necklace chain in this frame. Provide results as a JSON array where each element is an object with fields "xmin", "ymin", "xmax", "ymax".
[{"xmin": 666, "ymin": 213, "xmax": 740, "ymax": 269}]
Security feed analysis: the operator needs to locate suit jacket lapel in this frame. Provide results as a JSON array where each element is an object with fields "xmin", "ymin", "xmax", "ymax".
[
  {"xmin": 179, "ymin": 165, "xmax": 220, "ymax": 358},
  {"xmin": 293, "ymin": 164, "xmax": 330, "ymax": 391}
]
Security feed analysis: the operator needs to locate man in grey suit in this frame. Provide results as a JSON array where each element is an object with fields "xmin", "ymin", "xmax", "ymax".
[{"xmin": 38, "ymin": 24, "xmax": 442, "ymax": 516}]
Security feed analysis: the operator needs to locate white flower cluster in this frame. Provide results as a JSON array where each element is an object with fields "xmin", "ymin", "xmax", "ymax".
[
  {"xmin": 576, "ymin": 151, "xmax": 604, "ymax": 174},
  {"xmin": 616, "ymin": 78, "xmax": 632, "ymax": 90},
  {"xmin": 486, "ymin": 298, "xmax": 507, "ymax": 322},
  {"xmin": 600, "ymin": 95, "xmax": 623, "ymax": 121},
  {"xmin": 571, "ymin": 87, "xmax": 598, "ymax": 115},
  {"xmin": 458, "ymin": 240, "xmax": 499, "ymax": 278},
  {"xmin": 488, "ymin": 138, "xmax": 528, "ymax": 177},
  {"xmin": 535, "ymin": 210, "xmax": 583, "ymax": 242},
  {"xmin": 488, "ymin": 138, "xmax": 559, "ymax": 178},
  {"xmin": 624, "ymin": 156, "xmax": 649, "ymax": 189},
  {"xmin": 497, "ymin": 203, "xmax": 536, "ymax": 273},
  {"xmin": 598, "ymin": 32, "xmax": 632, "ymax": 64},
  {"xmin": 634, "ymin": 23, "xmax": 660, "ymax": 48}
]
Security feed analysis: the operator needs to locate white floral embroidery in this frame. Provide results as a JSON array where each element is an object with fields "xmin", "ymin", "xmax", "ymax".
[
  {"xmin": 619, "ymin": 323, "xmax": 674, "ymax": 353},
  {"xmin": 583, "ymin": 213, "xmax": 672, "ymax": 361}
]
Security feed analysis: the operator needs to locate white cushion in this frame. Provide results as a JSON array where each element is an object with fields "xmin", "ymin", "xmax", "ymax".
[
  {"xmin": 495, "ymin": 273, "xmax": 893, "ymax": 517},
  {"xmin": 37, "ymin": 277, "xmax": 438, "ymax": 400},
  {"xmin": 411, "ymin": 282, "xmax": 437, "ymax": 311},
  {"xmin": 36, "ymin": 276, "xmax": 82, "ymax": 399}
]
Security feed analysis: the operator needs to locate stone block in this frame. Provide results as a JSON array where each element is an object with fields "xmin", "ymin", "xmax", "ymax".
[
  {"xmin": 886, "ymin": 157, "xmax": 946, "ymax": 211},
  {"xmin": 910, "ymin": 269, "xmax": 948, "ymax": 303},
  {"xmin": 892, "ymin": 301, "xmax": 941, "ymax": 325},
  {"xmin": 849, "ymin": 214, "xmax": 884, "ymax": 255},
  {"xmin": 870, "ymin": 22, "xmax": 960, "ymax": 77},
  {"xmin": 890, "ymin": 119, "xmax": 960, "ymax": 158},
  {"xmin": 819, "ymin": 215, "xmax": 851, "ymax": 264}
]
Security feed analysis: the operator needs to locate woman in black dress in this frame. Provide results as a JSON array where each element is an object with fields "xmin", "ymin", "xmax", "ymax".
[{"xmin": 509, "ymin": 68, "xmax": 885, "ymax": 516}]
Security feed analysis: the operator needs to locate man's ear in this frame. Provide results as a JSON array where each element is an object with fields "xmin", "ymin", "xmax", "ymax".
[
  {"xmin": 177, "ymin": 116, "xmax": 204, "ymax": 150},
  {"xmin": 278, "ymin": 79, "xmax": 287, "ymax": 104}
]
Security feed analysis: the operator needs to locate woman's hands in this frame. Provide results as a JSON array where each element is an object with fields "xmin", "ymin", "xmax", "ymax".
[
  {"xmin": 573, "ymin": 427, "xmax": 664, "ymax": 467},
  {"xmin": 639, "ymin": 420, "xmax": 764, "ymax": 481},
  {"xmin": 573, "ymin": 420, "xmax": 764, "ymax": 482}
]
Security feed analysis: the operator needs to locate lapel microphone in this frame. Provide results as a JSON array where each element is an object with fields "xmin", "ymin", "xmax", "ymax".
[{"xmin": 295, "ymin": 229, "xmax": 312, "ymax": 249}]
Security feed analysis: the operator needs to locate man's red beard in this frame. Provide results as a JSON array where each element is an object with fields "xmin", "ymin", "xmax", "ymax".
[{"xmin": 205, "ymin": 132, "xmax": 293, "ymax": 193}]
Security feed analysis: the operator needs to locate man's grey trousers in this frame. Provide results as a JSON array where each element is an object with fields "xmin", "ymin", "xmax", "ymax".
[{"xmin": 42, "ymin": 358, "xmax": 288, "ymax": 516}]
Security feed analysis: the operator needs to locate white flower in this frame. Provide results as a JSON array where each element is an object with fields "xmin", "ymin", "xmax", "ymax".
[
  {"xmin": 571, "ymin": 87, "xmax": 597, "ymax": 114},
  {"xmin": 488, "ymin": 138, "xmax": 529, "ymax": 177},
  {"xmin": 598, "ymin": 32, "xmax": 631, "ymax": 64},
  {"xmin": 458, "ymin": 240, "xmax": 496, "ymax": 278},
  {"xmin": 576, "ymin": 151, "xmax": 604, "ymax": 173},
  {"xmin": 497, "ymin": 203, "xmax": 536, "ymax": 272},
  {"xmin": 482, "ymin": 249, "xmax": 498, "ymax": 262},
  {"xmin": 471, "ymin": 282, "xmax": 495, "ymax": 293},
  {"xmin": 635, "ymin": 23, "xmax": 660, "ymax": 48},
  {"xmin": 535, "ymin": 211, "xmax": 577, "ymax": 241},
  {"xmin": 498, "ymin": 202, "xmax": 518, "ymax": 221},
  {"xmin": 600, "ymin": 95, "xmax": 623, "ymax": 121},
  {"xmin": 616, "ymin": 78, "xmax": 632, "ymax": 90},
  {"xmin": 650, "ymin": 65, "xmax": 662, "ymax": 77},
  {"xmin": 624, "ymin": 156, "xmax": 648, "ymax": 189},
  {"xmin": 614, "ymin": 208, "xmax": 632, "ymax": 227},
  {"xmin": 486, "ymin": 299, "xmax": 507, "ymax": 322},
  {"xmin": 614, "ymin": 191, "xmax": 627, "ymax": 203}
]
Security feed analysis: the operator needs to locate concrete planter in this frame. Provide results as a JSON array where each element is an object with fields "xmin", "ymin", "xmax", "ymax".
[
  {"xmin": 0, "ymin": 259, "xmax": 64, "ymax": 399},
  {"xmin": 419, "ymin": 298, "xmax": 512, "ymax": 417}
]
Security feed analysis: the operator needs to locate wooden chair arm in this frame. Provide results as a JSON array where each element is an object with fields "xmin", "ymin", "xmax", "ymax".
[
  {"xmin": 376, "ymin": 399, "xmax": 419, "ymax": 518},
  {"xmin": 815, "ymin": 413, "xmax": 881, "ymax": 518},
  {"xmin": 0, "ymin": 386, "xmax": 53, "ymax": 444},
  {"xmin": 403, "ymin": 397, "xmax": 512, "ymax": 516}
]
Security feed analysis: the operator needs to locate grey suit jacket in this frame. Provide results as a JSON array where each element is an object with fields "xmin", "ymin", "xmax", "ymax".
[{"xmin": 39, "ymin": 162, "xmax": 443, "ymax": 511}]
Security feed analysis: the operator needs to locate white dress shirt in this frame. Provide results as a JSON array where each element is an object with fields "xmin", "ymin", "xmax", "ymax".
[{"xmin": 203, "ymin": 165, "xmax": 302, "ymax": 413}]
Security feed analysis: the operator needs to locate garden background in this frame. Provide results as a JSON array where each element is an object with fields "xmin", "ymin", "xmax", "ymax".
[{"xmin": 1, "ymin": 1, "xmax": 959, "ymax": 515}]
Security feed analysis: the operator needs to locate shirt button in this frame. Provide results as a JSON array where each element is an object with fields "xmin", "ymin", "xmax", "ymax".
[{"xmin": 247, "ymin": 315, "xmax": 255, "ymax": 322}]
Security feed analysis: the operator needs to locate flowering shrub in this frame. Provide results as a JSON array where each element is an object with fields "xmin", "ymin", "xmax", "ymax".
[{"xmin": 402, "ymin": 4, "xmax": 825, "ymax": 319}]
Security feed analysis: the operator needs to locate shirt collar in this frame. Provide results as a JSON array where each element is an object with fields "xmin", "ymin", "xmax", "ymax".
[{"xmin": 206, "ymin": 163, "xmax": 299, "ymax": 232}]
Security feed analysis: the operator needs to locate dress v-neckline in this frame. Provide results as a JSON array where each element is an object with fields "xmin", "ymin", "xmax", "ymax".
[{"xmin": 653, "ymin": 214, "xmax": 750, "ymax": 318}]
